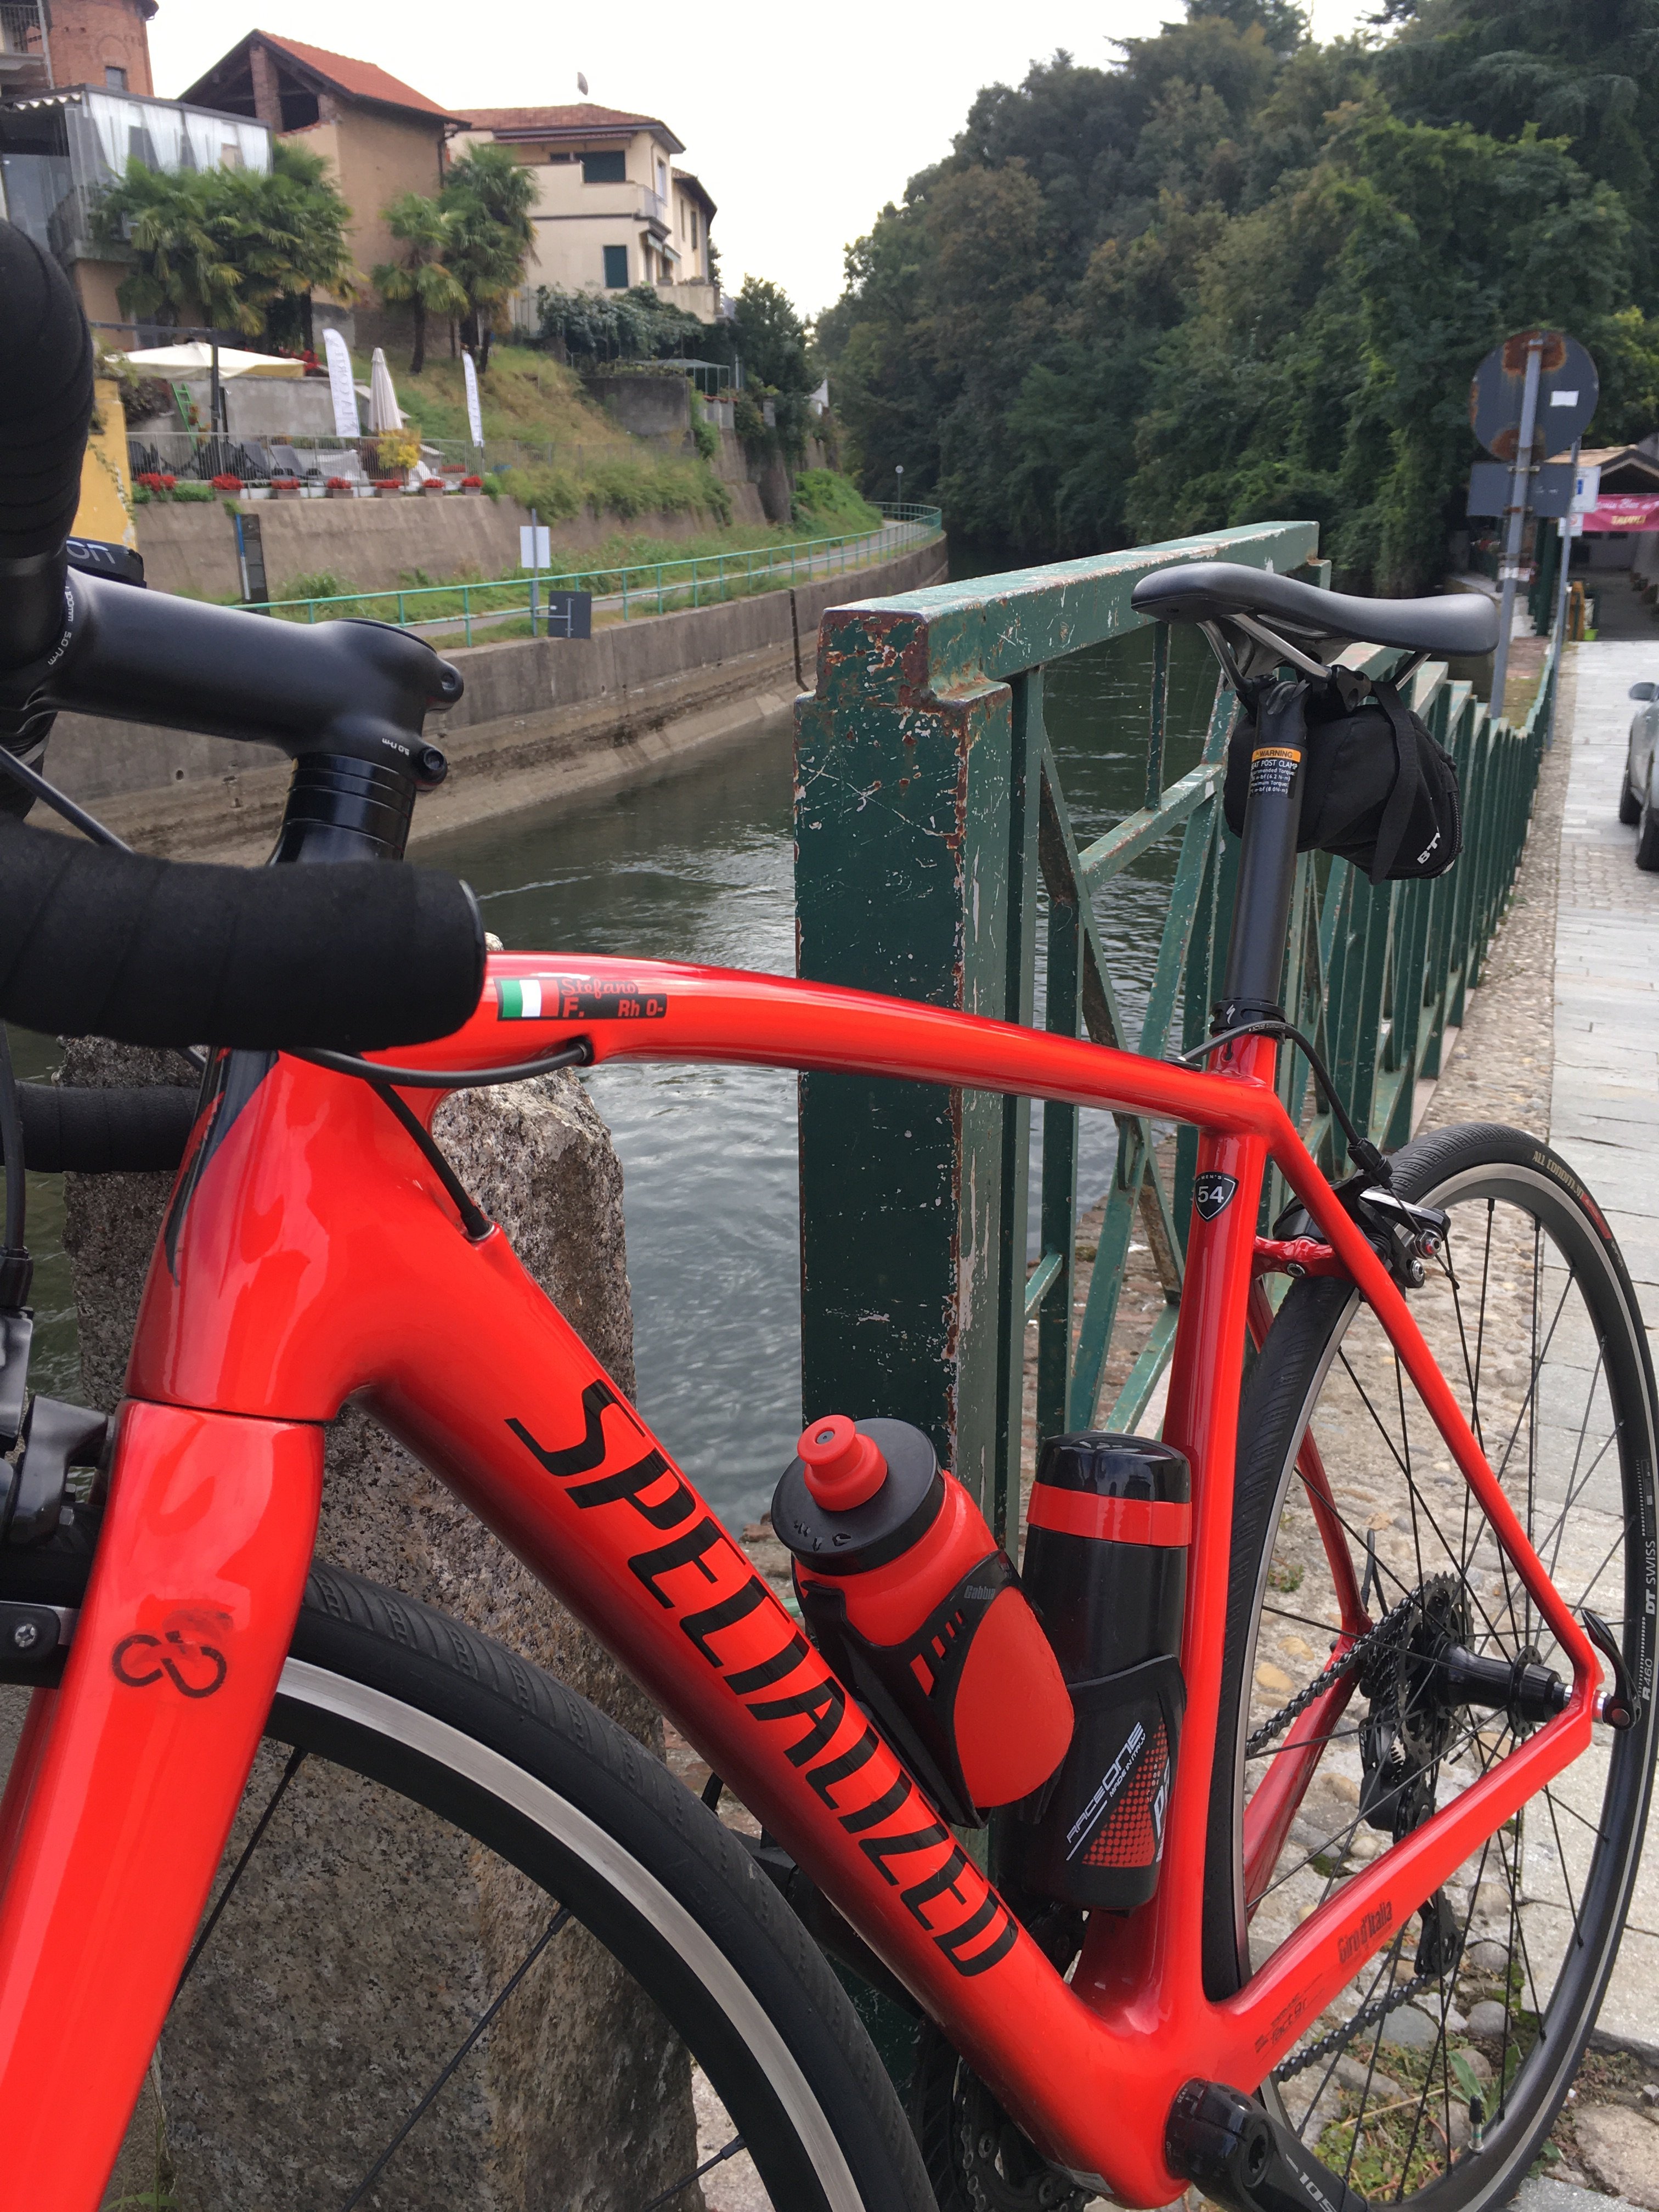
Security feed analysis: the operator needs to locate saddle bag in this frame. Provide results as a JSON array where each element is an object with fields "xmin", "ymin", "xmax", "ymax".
[{"xmin": 1224, "ymin": 679, "xmax": 1462, "ymax": 884}]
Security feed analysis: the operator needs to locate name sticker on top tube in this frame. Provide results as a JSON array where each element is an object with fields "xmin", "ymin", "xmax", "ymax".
[{"xmin": 497, "ymin": 976, "xmax": 669, "ymax": 1022}]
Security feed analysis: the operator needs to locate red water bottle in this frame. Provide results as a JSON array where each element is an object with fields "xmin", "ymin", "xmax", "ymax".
[{"xmin": 772, "ymin": 1414, "xmax": 1073, "ymax": 1827}]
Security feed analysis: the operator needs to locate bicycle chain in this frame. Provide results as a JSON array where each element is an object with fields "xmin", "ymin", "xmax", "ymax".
[
  {"xmin": 1251, "ymin": 1586, "xmax": 1462, "ymax": 2083},
  {"xmin": 1273, "ymin": 1970, "xmax": 1439, "ymax": 2082},
  {"xmin": 1245, "ymin": 1588, "xmax": 1420, "ymax": 1758}
]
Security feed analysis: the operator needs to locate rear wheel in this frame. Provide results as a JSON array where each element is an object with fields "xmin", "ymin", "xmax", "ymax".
[
  {"xmin": 1208, "ymin": 1125, "xmax": 1659, "ymax": 2209},
  {"xmin": 0, "ymin": 1562, "xmax": 936, "ymax": 2212},
  {"xmin": 1618, "ymin": 766, "xmax": 1640, "ymax": 826},
  {"xmin": 1636, "ymin": 791, "xmax": 1659, "ymax": 868}
]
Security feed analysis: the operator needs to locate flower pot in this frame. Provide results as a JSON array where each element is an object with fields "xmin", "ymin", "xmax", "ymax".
[
  {"xmin": 421, "ymin": 480, "xmax": 447, "ymax": 495},
  {"xmin": 464, "ymin": 486, "xmax": 482, "ymax": 496},
  {"xmin": 274, "ymin": 487, "xmax": 301, "ymax": 501},
  {"xmin": 325, "ymin": 487, "xmax": 354, "ymax": 500}
]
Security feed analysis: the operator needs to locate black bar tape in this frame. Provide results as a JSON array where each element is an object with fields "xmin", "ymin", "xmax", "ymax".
[
  {"xmin": 0, "ymin": 818, "xmax": 485, "ymax": 1051},
  {"xmin": 12, "ymin": 1084, "xmax": 196, "ymax": 1173}
]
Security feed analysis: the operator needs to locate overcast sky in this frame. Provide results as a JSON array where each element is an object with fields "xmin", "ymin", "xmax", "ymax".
[{"xmin": 149, "ymin": 1, "xmax": 1384, "ymax": 318}]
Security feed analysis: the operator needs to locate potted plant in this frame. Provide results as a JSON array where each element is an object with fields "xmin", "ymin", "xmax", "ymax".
[
  {"xmin": 420, "ymin": 475, "xmax": 448, "ymax": 495},
  {"xmin": 374, "ymin": 478, "xmax": 402, "ymax": 499},
  {"xmin": 135, "ymin": 471, "xmax": 175, "ymax": 498},
  {"xmin": 271, "ymin": 477, "xmax": 302, "ymax": 501},
  {"xmin": 211, "ymin": 473, "xmax": 243, "ymax": 494},
  {"xmin": 462, "ymin": 475, "xmax": 483, "ymax": 496},
  {"xmin": 325, "ymin": 477, "xmax": 356, "ymax": 501}
]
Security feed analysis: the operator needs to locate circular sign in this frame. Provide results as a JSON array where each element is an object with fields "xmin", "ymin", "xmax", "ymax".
[{"xmin": 1470, "ymin": 331, "xmax": 1599, "ymax": 461}]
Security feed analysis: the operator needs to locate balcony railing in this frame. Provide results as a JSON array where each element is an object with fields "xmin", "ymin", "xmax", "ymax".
[{"xmin": 0, "ymin": 1, "xmax": 49, "ymax": 83}]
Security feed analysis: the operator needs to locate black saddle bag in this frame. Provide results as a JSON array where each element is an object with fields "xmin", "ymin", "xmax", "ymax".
[{"xmin": 1224, "ymin": 679, "xmax": 1462, "ymax": 884}]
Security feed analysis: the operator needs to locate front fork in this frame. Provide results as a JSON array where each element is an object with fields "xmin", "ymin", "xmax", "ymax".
[{"xmin": 0, "ymin": 1399, "xmax": 322, "ymax": 2211}]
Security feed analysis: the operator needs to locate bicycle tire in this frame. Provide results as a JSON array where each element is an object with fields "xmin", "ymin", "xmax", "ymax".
[
  {"xmin": 1, "ymin": 1560, "xmax": 938, "ymax": 2212},
  {"xmin": 1206, "ymin": 1124, "xmax": 1659, "ymax": 2209}
]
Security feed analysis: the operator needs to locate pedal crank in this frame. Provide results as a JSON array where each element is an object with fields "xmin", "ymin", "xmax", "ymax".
[{"xmin": 1166, "ymin": 2079, "xmax": 1369, "ymax": 2212}]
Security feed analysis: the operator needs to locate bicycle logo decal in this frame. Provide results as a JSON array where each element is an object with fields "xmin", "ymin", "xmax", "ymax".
[
  {"xmin": 111, "ymin": 1627, "xmax": 229, "ymax": 1700},
  {"xmin": 509, "ymin": 1379, "xmax": 1019, "ymax": 1981},
  {"xmin": 1194, "ymin": 1171, "xmax": 1239, "ymax": 1222},
  {"xmin": 497, "ymin": 975, "xmax": 668, "ymax": 1022}
]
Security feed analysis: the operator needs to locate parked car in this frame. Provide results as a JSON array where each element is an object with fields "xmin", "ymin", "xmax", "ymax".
[{"xmin": 1622, "ymin": 680, "xmax": 1659, "ymax": 868}]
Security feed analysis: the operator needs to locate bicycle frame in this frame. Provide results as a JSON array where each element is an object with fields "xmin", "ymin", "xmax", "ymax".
[{"xmin": 0, "ymin": 951, "xmax": 1604, "ymax": 2209}]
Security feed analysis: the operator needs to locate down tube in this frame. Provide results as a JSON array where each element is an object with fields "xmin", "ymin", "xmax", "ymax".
[{"xmin": 364, "ymin": 1229, "xmax": 1161, "ymax": 2195}]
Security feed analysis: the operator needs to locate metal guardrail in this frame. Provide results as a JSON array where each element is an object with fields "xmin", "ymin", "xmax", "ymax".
[
  {"xmin": 794, "ymin": 525, "xmax": 1551, "ymax": 1546},
  {"xmin": 246, "ymin": 504, "xmax": 944, "ymax": 637},
  {"xmin": 127, "ymin": 430, "xmax": 691, "ymax": 484}
]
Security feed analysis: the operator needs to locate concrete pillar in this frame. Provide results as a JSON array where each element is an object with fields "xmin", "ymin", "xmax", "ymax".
[{"xmin": 59, "ymin": 1042, "xmax": 696, "ymax": 2208}]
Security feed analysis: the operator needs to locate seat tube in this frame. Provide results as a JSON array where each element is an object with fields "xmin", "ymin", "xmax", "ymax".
[
  {"xmin": 0, "ymin": 1400, "xmax": 323, "ymax": 2209},
  {"xmin": 1218, "ymin": 679, "xmax": 1311, "ymax": 1022}
]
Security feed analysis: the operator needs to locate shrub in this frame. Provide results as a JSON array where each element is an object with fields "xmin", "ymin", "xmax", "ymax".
[
  {"xmin": 374, "ymin": 478, "xmax": 401, "ymax": 490},
  {"xmin": 270, "ymin": 477, "xmax": 302, "ymax": 490},
  {"xmin": 132, "ymin": 483, "xmax": 150, "ymax": 505},
  {"xmin": 325, "ymin": 476, "xmax": 354, "ymax": 490},
  {"xmin": 135, "ymin": 470, "xmax": 175, "ymax": 494},
  {"xmin": 792, "ymin": 469, "xmax": 883, "ymax": 532},
  {"xmin": 462, "ymin": 475, "xmax": 482, "ymax": 488},
  {"xmin": 211, "ymin": 473, "xmax": 242, "ymax": 492},
  {"xmin": 173, "ymin": 482, "xmax": 214, "ymax": 503}
]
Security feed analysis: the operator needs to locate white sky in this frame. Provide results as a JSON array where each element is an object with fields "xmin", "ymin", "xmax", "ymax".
[{"xmin": 148, "ymin": 1, "xmax": 1383, "ymax": 318}]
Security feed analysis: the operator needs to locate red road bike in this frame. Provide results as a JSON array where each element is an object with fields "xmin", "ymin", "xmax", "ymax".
[{"xmin": 0, "ymin": 225, "xmax": 1653, "ymax": 2212}]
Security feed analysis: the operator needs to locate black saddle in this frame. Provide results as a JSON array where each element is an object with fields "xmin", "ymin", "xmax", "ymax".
[{"xmin": 1131, "ymin": 561, "xmax": 1498, "ymax": 659}]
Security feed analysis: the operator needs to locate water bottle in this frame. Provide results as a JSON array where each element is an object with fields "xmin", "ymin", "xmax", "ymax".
[
  {"xmin": 772, "ymin": 1414, "xmax": 1074, "ymax": 1828},
  {"xmin": 1002, "ymin": 1431, "xmax": 1190, "ymax": 1910}
]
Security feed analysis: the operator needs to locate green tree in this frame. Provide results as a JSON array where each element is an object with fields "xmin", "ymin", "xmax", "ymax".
[
  {"xmin": 439, "ymin": 143, "xmax": 537, "ymax": 373},
  {"xmin": 94, "ymin": 140, "xmax": 356, "ymax": 348},
  {"xmin": 373, "ymin": 193, "xmax": 466, "ymax": 374}
]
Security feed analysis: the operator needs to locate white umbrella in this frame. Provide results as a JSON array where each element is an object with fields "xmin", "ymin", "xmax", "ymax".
[
  {"xmin": 368, "ymin": 348, "xmax": 404, "ymax": 433},
  {"xmin": 122, "ymin": 342, "xmax": 304, "ymax": 380}
]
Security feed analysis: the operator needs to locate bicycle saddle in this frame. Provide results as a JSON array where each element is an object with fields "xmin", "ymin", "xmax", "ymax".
[{"xmin": 1131, "ymin": 561, "xmax": 1499, "ymax": 658}]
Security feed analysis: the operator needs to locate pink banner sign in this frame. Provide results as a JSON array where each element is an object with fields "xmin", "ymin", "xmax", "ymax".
[{"xmin": 1582, "ymin": 493, "xmax": 1659, "ymax": 532}]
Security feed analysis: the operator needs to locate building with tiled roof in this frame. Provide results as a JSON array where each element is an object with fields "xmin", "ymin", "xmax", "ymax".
[
  {"xmin": 180, "ymin": 32, "xmax": 469, "ymax": 341},
  {"xmin": 451, "ymin": 101, "xmax": 723, "ymax": 328}
]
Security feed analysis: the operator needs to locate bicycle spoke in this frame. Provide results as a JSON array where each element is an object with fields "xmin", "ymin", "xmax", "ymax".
[
  {"xmin": 176, "ymin": 1746, "xmax": 307, "ymax": 1994},
  {"xmin": 339, "ymin": 1905, "xmax": 573, "ymax": 2212},
  {"xmin": 639, "ymin": 2129, "xmax": 749, "ymax": 2212}
]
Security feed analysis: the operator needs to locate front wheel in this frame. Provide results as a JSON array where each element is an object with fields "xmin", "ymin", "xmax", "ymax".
[
  {"xmin": 1618, "ymin": 766, "xmax": 1641, "ymax": 826},
  {"xmin": 1207, "ymin": 1125, "xmax": 1659, "ymax": 2210},
  {"xmin": 0, "ymin": 1562, "xmax": 936, "ymax": 2212},
  {"xmin": 1636, "ymin": 790, "xmax": 1659, "ymax": 868}
]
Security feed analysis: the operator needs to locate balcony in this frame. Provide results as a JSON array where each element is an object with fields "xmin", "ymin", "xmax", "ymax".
[{"xmin": 0, "ymin": 1, "xmax": 50, "ymax": 91}]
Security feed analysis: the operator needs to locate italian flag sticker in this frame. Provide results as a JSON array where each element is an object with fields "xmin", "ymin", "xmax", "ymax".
[{"xmin": 496, "ymin": 978, "xmax": 543, "ymax": 1021}]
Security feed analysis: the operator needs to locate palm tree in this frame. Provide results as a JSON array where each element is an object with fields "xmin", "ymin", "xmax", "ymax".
[
  {"xmin": 373, "ymin": 193, "xmax": 467, "ymax": 375},
  {"xmin": 439, "ymin": 144, "xmax": 537, "ymax": 373},
  {"xmin": 95, "ymin": 160, "xmax": 256, "ymax": 333}
]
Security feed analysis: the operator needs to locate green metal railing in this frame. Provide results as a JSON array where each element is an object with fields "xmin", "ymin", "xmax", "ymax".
[
  {"xmin": 795, "ymin": 524, "xmax": 1552, "ymax": 1547},
  {"xmin": 246, "ymin": 503, "xmax": 943, "ymax": 639}
]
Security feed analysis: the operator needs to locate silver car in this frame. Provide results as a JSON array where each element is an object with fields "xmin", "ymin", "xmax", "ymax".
[{"xmin": 1622, "ymin": 680, "xmax": 1659, "ymax": 868}]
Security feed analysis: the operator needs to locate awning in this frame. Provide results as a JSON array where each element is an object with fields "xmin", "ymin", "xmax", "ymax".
[
  {"xmin": 122, "ymin": 343, "xmax": 304, "ymax": 380},
  {"xmin": 1581, "ymin": 494, "xmax": 1659, "ymax": 532}
]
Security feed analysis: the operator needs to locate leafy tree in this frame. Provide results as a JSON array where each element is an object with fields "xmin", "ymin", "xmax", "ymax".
[
  {"xmin": 439, "ymin": 143, "xmax": 537, "ymax": 373},
  {"xmin": 94, "ymin": 139, "xmax": 356, "ymax": 347},
  {"xmin": 373, "ymin": 193, "xmax": 466, "ymax": 374}
]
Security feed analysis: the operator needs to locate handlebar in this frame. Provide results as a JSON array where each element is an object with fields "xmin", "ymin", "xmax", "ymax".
[{"xmin": 0, "ymin": 219, "xmax": 487, "ymax": 1054}]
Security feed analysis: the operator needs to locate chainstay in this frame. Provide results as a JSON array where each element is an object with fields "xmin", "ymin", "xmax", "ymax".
[{"xmin": 1246, "ymin": 1589, "xmax": 1420, "ymax": 1758}]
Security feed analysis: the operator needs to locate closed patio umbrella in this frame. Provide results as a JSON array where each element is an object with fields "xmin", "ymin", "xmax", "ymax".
[{"xmin": 368, "ymin": 348, "xmax": 404, "ymax": 434}]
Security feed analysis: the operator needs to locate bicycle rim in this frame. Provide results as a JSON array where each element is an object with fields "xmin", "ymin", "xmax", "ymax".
[{"xmin": 1209, "ymin": 1124, "xmax": 1659, "ymax": 2209}]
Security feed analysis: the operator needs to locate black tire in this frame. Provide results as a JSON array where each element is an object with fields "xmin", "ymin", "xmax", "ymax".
[
  {"xmin": 1207, "ymin": 1125, "xmax": 1659, "ymax": 2209},
  {"xmin": 1618, "ymin": 768, "xmax": 1641, "ymax": 826},
  {"xmin": 0, "ymin": 1561, "xmax": 937, "ymax": 2212},
  {"xmin": 1636, "ymin": 794, "xmax": 1659, "ymax": 869}
]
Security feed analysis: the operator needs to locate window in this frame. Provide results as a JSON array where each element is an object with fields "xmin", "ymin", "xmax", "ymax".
[
  {"xmin": 104, "ymin": 65, "xmax": 127, "ymax": 89},
  {"xmin": 221, "ymin": 143, "xmax": 242, "ymax": 170},
  {"xmin": 656, "ymin": 159, "xmax": 667, "ymax": 200},
  {"xmin": 603, "ymin": 243, "xmax": 628, "ymax": 289},
  {"xmin": 690, "ymin": 207, "xmax": 698, "ymax": 251},
  {"xmin": 583, "ymin": 150, "xmax": 626, "ymax": 185}
]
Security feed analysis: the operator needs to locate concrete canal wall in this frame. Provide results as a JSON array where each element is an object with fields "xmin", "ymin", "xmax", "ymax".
[{"xmin": 44, "ymin": 534, "xmax": 947, "ymax": 860}]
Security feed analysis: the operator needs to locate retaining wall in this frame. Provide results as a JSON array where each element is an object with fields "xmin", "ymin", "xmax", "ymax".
[{"xmin": 46, "ymin": 534, "xmax": 949, "ymax": 858}]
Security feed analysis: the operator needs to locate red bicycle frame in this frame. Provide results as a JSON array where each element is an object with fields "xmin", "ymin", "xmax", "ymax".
[{"xmin": 0, "ymin": 951, "xmax": 1604, "ymax": 2209}]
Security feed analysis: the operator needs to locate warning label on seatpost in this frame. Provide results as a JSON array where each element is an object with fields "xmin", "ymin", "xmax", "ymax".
[{"xmin": 1248, "ymin": 746, "xmax": 1301, "ymax": 799}]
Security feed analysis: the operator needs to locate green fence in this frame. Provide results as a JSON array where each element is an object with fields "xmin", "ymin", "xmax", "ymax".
[
  {"xmin": 247, "ymin": 502, "xmax": 943, "ymax": 639},
  {"xmin": 795, "ymin": 523, "xmax": 1552, "ymax": 1548}
]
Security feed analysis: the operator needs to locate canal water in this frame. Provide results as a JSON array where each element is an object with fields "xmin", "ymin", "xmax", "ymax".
[{"xmin": 18, "ymin": 620, "xmax": 1224, "ymax": 1542}]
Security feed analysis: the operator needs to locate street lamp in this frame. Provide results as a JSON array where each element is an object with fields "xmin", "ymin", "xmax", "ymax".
[{"xmin": 895, "ymin": 463, "xmax": 904, "ymax": 511}]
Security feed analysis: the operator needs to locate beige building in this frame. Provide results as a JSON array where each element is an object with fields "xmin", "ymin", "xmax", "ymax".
[
  {"xmin": 180, "ymin": 33, "xmax": 468, "ymax": 341},
  {"xmin": 454, "ymin": 103, "xmax": 723, "ymax": 326}
]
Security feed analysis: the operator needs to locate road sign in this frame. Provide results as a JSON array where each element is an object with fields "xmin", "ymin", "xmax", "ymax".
[
  {"xmin": 1470, "ymin": 330, "xmax": 1598, "ymax": 460},
  {"xmin": 520, "ymin": 524, "xmax": 551, "ymax": 568},
  {"xmin": 542, "ymin": 590, "xmax": 592, "ymax": 640}
]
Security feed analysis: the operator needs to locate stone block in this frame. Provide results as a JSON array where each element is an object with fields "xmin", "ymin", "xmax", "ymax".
[{"xmin": 57, "ymin": 1041, "xmax": 693, "ymax": 2208}]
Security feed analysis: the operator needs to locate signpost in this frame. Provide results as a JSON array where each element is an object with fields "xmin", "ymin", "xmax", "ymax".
[{"xmin": 1469, "ymin": 330, "xmax": 1599, "ymax": 710}]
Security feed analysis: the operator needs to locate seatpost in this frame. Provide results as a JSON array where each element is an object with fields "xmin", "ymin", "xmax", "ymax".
[{"xmin": 1216, "ymin": 678, "xmax": 1310, "ymax": 1027}]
